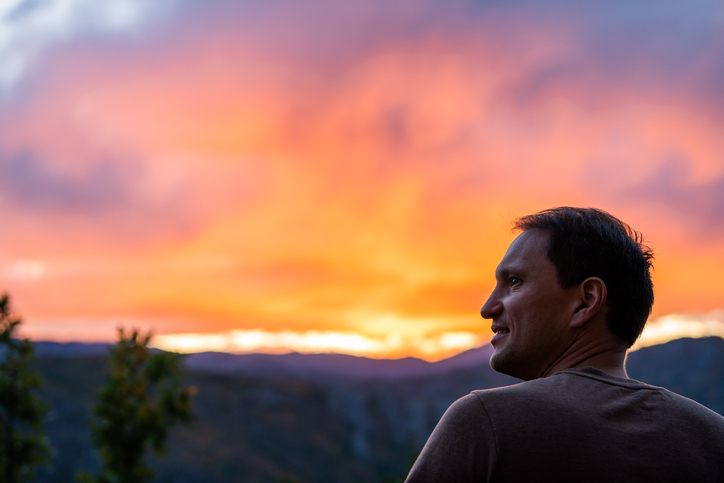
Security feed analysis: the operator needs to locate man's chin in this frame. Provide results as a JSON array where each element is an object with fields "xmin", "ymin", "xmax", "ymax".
[
  {"xmin": 489, "ymin": 347, "xmax": 521, "ymax": 379},
  {"xmin": 489, "ymin": 348, "xmax": 506, "ymax": 373}
]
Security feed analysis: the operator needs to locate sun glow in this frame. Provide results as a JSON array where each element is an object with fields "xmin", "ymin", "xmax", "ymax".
[
  {"xmin": 151, "ymin": 329, "xmax": 483, "ymax": 361},
  {"xmin": 151, "ymin": 312, "xmax": 724, "ymax": 360},
  {"xmin": 632, "ymin": 311, "xmax": 724, "ymax": 351},
  {"xmin": 20, "ymin": 311, "xmax": 724, "ymax": 361}
]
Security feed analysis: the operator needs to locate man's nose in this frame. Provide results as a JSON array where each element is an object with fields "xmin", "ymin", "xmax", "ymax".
[{"xmin": 480, "ymin": 292, "xmax": 502, "ymax": 319}]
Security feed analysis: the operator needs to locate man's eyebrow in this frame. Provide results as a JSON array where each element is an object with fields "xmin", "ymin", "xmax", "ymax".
[
  {"xmin": 496, "ymin": 264, "xmax": 525, "ymax": 279},
  {"xmin": 495, "ymin": 266, "xmax": 514, "ymax": 280}
]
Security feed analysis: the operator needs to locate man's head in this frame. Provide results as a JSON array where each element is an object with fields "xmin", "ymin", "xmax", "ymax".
[{"xmin": 480, "ymin": 207, "xmax": 654, "ymax": 380}]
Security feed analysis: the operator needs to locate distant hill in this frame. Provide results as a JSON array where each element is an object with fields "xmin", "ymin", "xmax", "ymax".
[
  {"xmin": 28, "ymin": 337, "xmax": 724, "ymax": 483},
  {"xmin": 183, "ymin": 344, "xmax": 497, "ymax": 382},
  {"xmin": 34, "ymin": 341, "xmax": 110, "ymax": 358},
  {"xmin": 627, "ymin": 336, "xmax": 724, "ymax": 415},
  {"xmin": 33, "ymin": 341, "xmax": 497, "ymax": 382}
]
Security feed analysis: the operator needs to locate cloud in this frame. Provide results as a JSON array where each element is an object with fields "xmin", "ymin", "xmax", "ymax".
[
  {"xmin": 4, "ymin": 259, "xmax": 46, "ymax": 279},
  {"xmin": 0, "ymin": 148, "xmax": 199, "ymax": 244},
  {"xmin": 626, "ymin": 158, "xmax": 724, "ymax": 232},
  {"xmin": 0, "ymin": 150, "xmax": 133, "ymax": 212},
  {"xmin": 150, "ymin": 328, "xmax": 482, "ymax": 360},
  {"xmin": 632, "ymin": 310, "xmax": 724, "ymax": 350},
  {"xmin": 0, "ymin": 0, "xmax": 176, "ymax": 90},
  {"xmin": 3, "ymin": 0, "xmax": 724, "ymax": 353}
]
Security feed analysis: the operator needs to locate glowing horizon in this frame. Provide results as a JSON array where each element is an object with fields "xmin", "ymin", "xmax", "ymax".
[{"xmin": 18, "ymin": 311, "xmax": 724, "ymax": 362}]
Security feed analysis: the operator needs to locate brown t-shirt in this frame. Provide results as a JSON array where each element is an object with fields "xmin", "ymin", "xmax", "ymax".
[{"xmin": 405, "ymin": 367, "xmax": 724, "ymax": 482}]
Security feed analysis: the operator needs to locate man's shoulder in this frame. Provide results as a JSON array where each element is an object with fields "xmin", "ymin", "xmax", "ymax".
[
  {"xmin": 470, "ymin": 367, "xmax": 724, "ymax": 428},
  {"xmin": 469, "ymin": 368, "xmax": 581, "ymax": 403},
  {"xmin": 471, "ymin": 366, "xmax": 678, "ymax": 400}
]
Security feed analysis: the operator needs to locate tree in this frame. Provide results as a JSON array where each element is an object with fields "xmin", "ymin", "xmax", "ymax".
[
  {"xmin": 0, "ymin": 294, "xmax": 49, "ymax": 483},
  {"xmin": 81, "ymin": 328, "xmax": 193, "ymax": 483}
]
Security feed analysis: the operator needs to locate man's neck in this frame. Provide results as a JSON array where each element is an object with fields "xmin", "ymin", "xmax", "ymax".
[
  {"xmin": 571, "ymin": 351, "xmax": 628, "ymax": 379},
  {"xmin": 540, "ymin": 339, "xmax": 629, "ymax": 380}
]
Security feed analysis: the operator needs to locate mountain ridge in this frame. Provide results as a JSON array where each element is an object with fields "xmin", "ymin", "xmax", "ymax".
[
  {"xmin": 33, "ymin": 341, "xmax": 495, "ymax": 381},
  {"xmin": 33, "ymin": 337, "xmax": 724, "ymax": 384}
]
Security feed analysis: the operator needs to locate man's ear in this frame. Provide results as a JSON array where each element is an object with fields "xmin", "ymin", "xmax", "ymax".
[{"xmin": 570, "ymin": 277, "xmax": 607, "ymax": 328}]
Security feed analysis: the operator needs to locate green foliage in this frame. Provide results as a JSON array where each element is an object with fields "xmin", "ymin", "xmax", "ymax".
[
  {"xmin": 0, "ymin": 293, "xmax": 50, "ymax": 483},
  {"xmin": 81, "ymin": 328, "xmax": 193, "ymax": 483}
]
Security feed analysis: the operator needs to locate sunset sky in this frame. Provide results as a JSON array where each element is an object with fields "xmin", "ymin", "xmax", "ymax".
[{"xmin": 2, "ymin": 0, "xmax": 724, "ymax": 360}]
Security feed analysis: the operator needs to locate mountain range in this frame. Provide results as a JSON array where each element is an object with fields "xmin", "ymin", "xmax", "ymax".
[{"xmin": 28, "ymin": 336, "xmax": 724, "ymax": 483}]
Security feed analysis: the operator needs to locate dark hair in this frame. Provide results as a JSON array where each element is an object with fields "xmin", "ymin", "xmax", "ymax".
[{"xmin": 514, "ymin": 207, "xmax": 654, "ymax": 347}]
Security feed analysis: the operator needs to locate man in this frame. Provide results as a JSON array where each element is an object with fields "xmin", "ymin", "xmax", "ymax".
[{"xmin": 405, "ymin": 207, "xmax": 724, "ymax": 482}]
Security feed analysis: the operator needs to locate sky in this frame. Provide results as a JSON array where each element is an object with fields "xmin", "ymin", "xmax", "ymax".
[{"xmin": 2, "ymin": 0, "xmax": 724, "ymax": 360}]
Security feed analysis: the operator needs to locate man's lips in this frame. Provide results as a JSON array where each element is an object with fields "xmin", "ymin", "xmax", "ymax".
[{"xmin": 491, "ymin": 323, "xmax": 510, "ymax": 343}]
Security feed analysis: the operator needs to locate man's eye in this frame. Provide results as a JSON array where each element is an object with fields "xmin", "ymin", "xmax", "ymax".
[{"xmin": 510, "ymin": 277, "xmax": 521, "ymax": 286}]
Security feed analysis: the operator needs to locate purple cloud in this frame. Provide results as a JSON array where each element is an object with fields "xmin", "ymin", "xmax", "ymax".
[
  {"xmin": 0, "ymin": 151, "xmax": 133, "ymax": 213},
  {"xmin": 627, "ymin": 158, "xmax": 724, "ymax": 230},
  {"xmin": 0, "ymin": 149, "xmax": 196, "ymax": 244}
]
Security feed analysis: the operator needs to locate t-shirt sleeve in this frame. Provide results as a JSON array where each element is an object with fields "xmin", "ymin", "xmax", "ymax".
[{"xmin": 405, "ymin": 393, "xmax": 496, "ymax": 483}]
